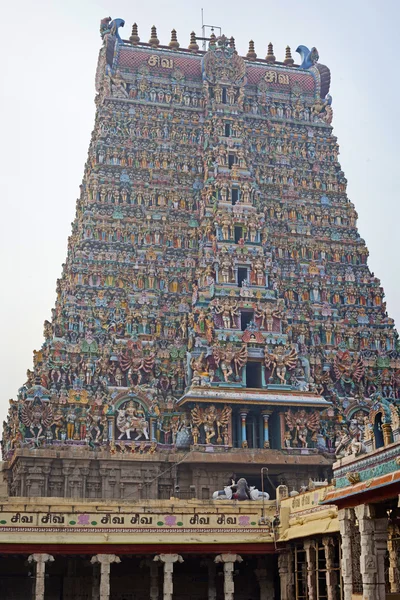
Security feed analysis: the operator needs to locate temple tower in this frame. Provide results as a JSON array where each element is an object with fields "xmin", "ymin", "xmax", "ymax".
[{"xmin": 2, "ymin": 18, "xmax": 399, "ymax": 500}]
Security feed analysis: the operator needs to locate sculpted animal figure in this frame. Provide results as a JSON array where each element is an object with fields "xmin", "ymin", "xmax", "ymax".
[
  {"xmin": 296, "ymin": 45, "xmax": 319, "ymax": 69},
  {"xmin": 100, "ymin": 17, "xmax": 125, "ymax": 42}
]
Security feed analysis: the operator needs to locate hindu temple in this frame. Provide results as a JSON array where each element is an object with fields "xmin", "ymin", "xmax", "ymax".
[{"xmin": 1, "ymin": 16, "xmax": 399, "ymax": 600}]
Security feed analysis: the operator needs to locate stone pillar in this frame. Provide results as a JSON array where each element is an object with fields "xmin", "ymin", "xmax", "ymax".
[
  {"xmin": 261, "ymin": 411, "xmax": 271, "ymax": 448},
  {"xmin": 388, "ymin": 523, "xmax": 400, "ymax": 593},
  {"xmin": 91, "ymin": 561, "xmax": 100, "ymax": 600},
  {"xmin": 141, "ymin": 558, "xmax": 160, "ymax": 600},
  {"xmin": 255, "ymin": 563, "xmax": 274, "ymax": 600},
  {"xmin": 278, "ymin": 551, "xmax": 293, "ymax": 600},
  {"xmin": 201, "ymin": 559, "xmax": 217, "ymax": 600},
  {"xmin": 381, "ymin": 422, "xmax": 392, "ymax": 446},
  {"xmin": 215, "ymin": 553, "xmax": 243, "ymax": 600},
  {"xmin": 354, "ymin": 504, "xmax": 376, "ymax": 600},
  {"xmin": 303, "ymin": 540, "xmax": 317, "ymax": 600},
  {"xmin": 91, "ymin": 554, "xmax": 121, "ymax": 600},
  {"xmin": 154, "ymin": 553, "xmax": 183, "ymax": 600},
  {"xmin": 28, "ymin": 554, "xmax": 55, "ymax": 600},
  {"xmin": 374, "ymin": 516, "xmax": 388, "ymax": 600},
  {"xmin": 338, "ymin": 508, "xmax": 353, "ymax": 600},
  {"xmin": 239, "ymin": 410, "xmax": 248, "ymax": 446},
  {"xmin": 322, "ymin": 536, "xmax": 338, "ymax": 600}
]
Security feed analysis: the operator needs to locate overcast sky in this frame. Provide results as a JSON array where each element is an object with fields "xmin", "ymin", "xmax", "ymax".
[{"xmin": 0, "ymin": 0, "xmax": 399, "ymax": 424}]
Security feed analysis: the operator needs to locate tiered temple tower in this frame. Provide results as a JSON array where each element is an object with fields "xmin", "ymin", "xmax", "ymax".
[{"xmin": 2, "ymin": 18, "xmax": 400, "ymax": 501}]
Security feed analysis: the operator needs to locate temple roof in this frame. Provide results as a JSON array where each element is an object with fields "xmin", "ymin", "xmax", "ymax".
[{"xmin": 178, "ymin": 387, "xmax": 331, "ymax": 408}]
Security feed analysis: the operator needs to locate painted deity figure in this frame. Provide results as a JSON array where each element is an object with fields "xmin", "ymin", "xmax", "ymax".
[
  {"xmin": 116, "ymin": 401, "xmax": 149, "ymax": 440},
  {"xmin": 191, "ymin": 404, "xmax": 231, "ymax": 444},
  {"xmin": 264, "ymin": 345, "xmax": 298, "ymax": 385},
  {"xmin": 214, "ymin": 298, "xmax": 239, "ymax": 329}
]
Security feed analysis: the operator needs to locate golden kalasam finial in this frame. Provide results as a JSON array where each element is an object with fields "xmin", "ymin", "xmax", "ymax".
[
  {"xmin": 169, "ymin": 29, "xmax": 179, "ymax": 49},
  {"xmin": 246, "ymin": 40, "xmax": 257, "ymax": 60},
  {"xmin": 266, "ymin": 42, "xmax": 276, "ymax": 63},
  {"xmin": 210, "ymin": 30, "xmax": 217, "ymax": 45},
  {"xmin": 188, "ymin": 31, "xmax": 199, "ymax": 52},
  {"xmin": 149, "ymin": 25, "xmax": 160, "ymax": 47},
  {"xmin": 129, "ymin": 23, "xmax": 140, "ymax": 45},
  {"xmin": 229, "ymin": 36, "xmax": 236, "ymax": 50},
  {"xmin": 284, "ymin": 45, "xmax": 294, "ymax": 66}
]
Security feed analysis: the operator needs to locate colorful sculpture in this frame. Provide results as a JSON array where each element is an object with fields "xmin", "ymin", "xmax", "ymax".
[{"xmin": 2, "ymin": 20, "xmax": 400, "ymax": 463}]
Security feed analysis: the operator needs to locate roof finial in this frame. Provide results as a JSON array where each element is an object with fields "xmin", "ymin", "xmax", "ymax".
[
  {"xmin": 129, "ymin": 23, "xmax": 140, "ymax": 45},
  {"xmin": 229, "ymin": 36, "xmax": 236, "ymax": 50},
  {"xmin": 246, "ymin": 40, "xmax": 257, "ymax": 60},
  {"xmin": 188, "ymin": 31, "xmax": 199, "ymax": 52},
  {"xmin": 149, "ymin": 25, "xmax": 159, "ymax": 47},
  {"xmin": 284, "ymin": 45, "xmax": 294, "ymax": 66},
  {"xmin": 266, "ymin": 42, "xmax": 276, "ymax": 63},
  {"xmin": 169, "ymin": 29, "xmax": 179, "ymax": 49}
]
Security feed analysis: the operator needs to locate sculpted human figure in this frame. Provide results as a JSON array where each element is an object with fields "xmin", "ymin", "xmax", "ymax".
[
  {"xmin": 264, "ymin": 345, "xmax": 297, "ymax": 385},
  {"xmin": 214, "ymin": 299, "xmax": 239, "ymax": 329},
  {"xmin": 191, "ymin": 404, "xmax": 231, "ymax": 444}
]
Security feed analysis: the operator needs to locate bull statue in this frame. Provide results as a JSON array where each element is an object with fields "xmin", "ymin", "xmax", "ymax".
[{"xmin": 212, "ymin": 477, "xmax": 270, "ymax": 501}]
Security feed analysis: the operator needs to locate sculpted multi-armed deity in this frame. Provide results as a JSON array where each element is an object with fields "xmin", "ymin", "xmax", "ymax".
[
  {"xmin": 264, "ymin": 346, "xmax": 298, "ymax": 385},
  {"xmin": 212, "ymin": 343, "xmax": 248, "ymax": 383},
  {"xmin": 190, "ymin": 404, "xmax": 232, "ymax": 444},
  {"xmin": 2, "ymin": 19, "xmax": 400, "ymax": 461}
]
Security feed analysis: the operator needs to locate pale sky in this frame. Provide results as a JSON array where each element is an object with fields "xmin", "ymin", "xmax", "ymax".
[{"xmin": 1, "ymin": 0, "xmax": 399, "ymax": 424}]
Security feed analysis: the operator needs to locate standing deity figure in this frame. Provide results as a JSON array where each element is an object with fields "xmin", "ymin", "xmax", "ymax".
[
  {"xmin": 66, "ymin": 409, "xmax": 77, "ymax": 440},
  {"xmin": 20, "ymin": 398, "xmax": 53, "ymax": 441},
  {"xmin": 212, "ymin": 343, "xmax": 248, "ymax": 383},
  {"xmin": 255, "ymin": 301, "xmax": 283, "ymax": 332},
  {"xmin": 264, "ymin": 345, "xmax": 298, "ymax": 385},
  {"xmin": 190, "ymin": 404, "xmax": 231, "ymax": 444},
  {"xmin": 219, "ymin": 253, "xmax": 234, "ymax": 283},
  {"xmin": 214, "ymin": 298, "xmax": 239, "ymax": 329},
  {"xmin": 285, "ymin": 409, "xmax": 320, "ymax": 448},
  {"xmin": 119, "ymin": 348, "xmax": 155, "ymax": 386}
]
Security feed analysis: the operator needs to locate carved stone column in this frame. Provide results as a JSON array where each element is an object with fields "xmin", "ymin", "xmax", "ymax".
[
  {"xmin": 303, "ymin": 540, "xmax": 317, "ymax": 600},
  {"xmin": 154, "ymin": 553, "xmax": 183, "ymax": 600},
  {"xmin": 28, "ymin": 553, "xmax": 54, "ymax": 600},
  {"xmin": 215, "ymin": 554, "xmax": 242, "ymax": 600},
  {"xmin": 388, "ymin": 523, "xmax": 400, "ymax": 593},
  {"xmin": 201, "ymin": 559, "xmax": 217, "ymax": 600},
  {"xmin": 255, "ymin": 562, "xmax": 274, "ymax": 600},
  {"xmin": 141, "ymin": 558, "xmax": 160, "ymax": 600},
  {"xmin": 322, "ymin": 536, "xmax": 338, "ymax": 600},
  {"xmin": 374, "ymin": 516, "xmax": 388, "ymax": 600},
  {"xmin": 261, "ymin": 411, "xmax": 271, "ymax": 448},
  {"xmin": 91, "ymin": 554, "xmax": 121, "ymax": 600},
  {"xmin": 278, "ymin": 551, "xmax": 293, "ymax": 600},
  {"xmin": 354, "ymin": 504, "xmax": 376, "ymax": 600},
  {"xmin": 91, "ymin": 561, "xmax": 100, "ymax": 600},
  {"xmin": 239, "ymin": 410, "xmax": 248, "ymax": 446},
  {"xmin": 338, "ymin": 508, "xmax": 353, "ymax": 600}
]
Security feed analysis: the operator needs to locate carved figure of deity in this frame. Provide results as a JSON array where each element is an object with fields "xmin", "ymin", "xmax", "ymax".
[
  {"xmin": 255, "ymin": 301, "xmax": 283, "ymax": 332},
  {"xmin": 116, "ymin": 401, "xmax": 149, "ymax": 440},
  {"xmin": 264, "ymin": 345, "xmax": 297, "ymax": 385},
  {"xmin": 214, "ymin": 298, "xmax": 239, "ymax": 329},
  {"xmin": 119, "ymin": 345, "xmax": 155, "ymax": 386},
  {"xmin": 190, "ymin": 404, "xmax": 231, "ymax": 444},
  {"xmin": 285, "ymin": 409, "xmax": 320, "ymax": 448},
  {"xmin": 212, "ymin": 343, "xmax": 247, "ymax": 382},
  {"xmin": 333, "ymin": 350, "xmax": 364, "ymax": 396},
  {"xmin": 20, "ymin": 397, "xmax": 53, "ymax": 441}
]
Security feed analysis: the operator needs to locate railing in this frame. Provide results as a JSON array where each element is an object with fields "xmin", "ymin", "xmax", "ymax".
[{"xmin": 158, "ymin": 487, "xmax": 197, "ymax": 500}]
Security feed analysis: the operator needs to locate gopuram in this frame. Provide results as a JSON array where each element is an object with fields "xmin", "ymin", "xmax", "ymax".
[{"xmin": 1, "ymin": 17, "xmax": 399, "ymax": 600}]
